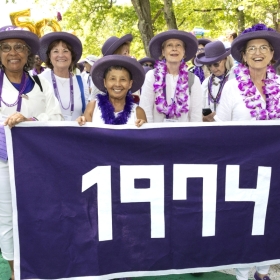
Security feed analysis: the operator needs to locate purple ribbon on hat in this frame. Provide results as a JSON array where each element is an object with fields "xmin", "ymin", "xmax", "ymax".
[{"xmin": 0, "ymin": 26, "xmax": 24, "ymax": 32}]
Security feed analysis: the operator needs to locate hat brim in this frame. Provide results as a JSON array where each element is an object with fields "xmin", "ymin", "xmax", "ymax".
[
  {"xmin": 149, "ymin": 30, "xmax": 198, "ymax": 62},
  {"xmin": 91, "ymin": 55, "xmax": 145, "ymax": 93},
  {"xmin": 103, "ymin": 34, "xmax": 133, "ymax": 56},
  {"xmin": 196, "ymin": 48, "xmax": 231, "ymax": 64},
  {"xmin": 231, "ymin": 31, "xmax": 280, "ymax": 62},
  {"xmin": 39, "ymin": 32, "xmax": 82, "ymax": 63},
  {"xmin": 0, "ymin": 29, "xmax": 39, "ymax": 54},
  {"xmin": 138, "ymin": 57, "xmax": 156, "ymax": 64},
  {"xmin": 197, "ymin": 38, "xmax": 211, "ymax": 46}
]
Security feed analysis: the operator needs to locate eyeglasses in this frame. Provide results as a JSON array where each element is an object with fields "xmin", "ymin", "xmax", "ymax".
[
  {"xmin": 246, "ymin": 45, "xmax": 271, "ymax": 54},
  {"xmin": 197, "ymin": 48, "xmax": 205, "ymax": 53},
  {"xmin": 0, "ymin": 43, "xmax": 28, "ymax": 53},
  {"xmin": 207, "ymin": 61, "xmax": 222, "ymax": 69},
  {"xmin": 143, "ymin": 63, "xmax": 153, "ymax": 67}
]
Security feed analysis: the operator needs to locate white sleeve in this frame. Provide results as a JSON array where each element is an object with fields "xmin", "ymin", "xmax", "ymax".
[
  {"xmin": 35, "ymin": 76, "xmax": 63, "ymax": 121},
  {"xmin": 139, "ymin": 70, "xmax": 156, "ymax": 123},
  {"xmin": 188, "ymin": 75, "xmax": 203, "ymax": 122}
]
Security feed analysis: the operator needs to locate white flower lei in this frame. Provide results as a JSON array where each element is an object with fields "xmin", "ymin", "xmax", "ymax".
[
  {"xmin": 234, "ymin": 63, "xmax": 280, "ymax": 120},
  {"xmin": 153, "ymin": 60, "xmax": 189, "ymax": 118}
]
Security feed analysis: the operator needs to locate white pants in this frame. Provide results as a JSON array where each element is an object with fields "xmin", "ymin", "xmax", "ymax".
[
  {"xmin": 0, "ymin": 159, "xmax": 13, "ymax": 260},
  {"xmin": 236, "ymin": 265, "xmax": 270, "ymax": 280}
]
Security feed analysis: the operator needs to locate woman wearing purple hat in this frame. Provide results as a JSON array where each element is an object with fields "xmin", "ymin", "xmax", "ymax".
[
  {"xmin": 140, "ymin": 29, "xmax": 203, "ymax": 123},
  {"xmin": 215, "ymin": 23, "xmax": 280, "ymax": 280},
  {"xmin": 77, "ymin": 55, "xmax": 147, "ymax": 127},
  {"xmin": 189, "ymin": 38, "xmax": 211, "ymax": 83},
  {"xmin": 0, "ymin": 25, "xmax": 63, "ymax": 280},
  {"xmin": 196, "ymin": 40, "xmax": 235, "ymax": 122},
  {"xmin": 38, "ymin": 32, "xmax": 88, "ymax": 121}
]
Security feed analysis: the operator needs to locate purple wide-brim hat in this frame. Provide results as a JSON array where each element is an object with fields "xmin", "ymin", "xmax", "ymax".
[
  {"xmin": 0, "ymin": 25, "xmax": 39, "ymax": 54},
  {"xmin": 197, "ymin": 38, "xmax": 211, "ymax": 46},
  {"xmin": 102, "ymin": 34, "xmax": 133, "ymax": 56},
  {"xmin": 138, "ymin": 57, "xmax": 156, "ymax": 65},
  {"xmin": 196, "ymin": 41, "xmax": 231, "ymax": 64},
  {"xmin": 38, "ymin": 32, "xmax": 82, "ymax": 63},
  {"xmin": 91, "ymin": 55, "xmax": 145, "ymax": 93},
  {"xmin": 231, "ymin": 25, "xmax": 280, "ymax": 62},
  {"xmin": 149, "ymin": 29, "xmax": 198, "ymax": 62}
]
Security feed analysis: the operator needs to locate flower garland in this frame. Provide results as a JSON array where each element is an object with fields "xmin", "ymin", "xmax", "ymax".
[
  {"xmin": 234, "ymin": 63, "xmax": 280, "ymax": 120},
  {"xmin": 193, "ymin": 66, "xmax": 205, "ymax": 84},
  {"xmin": 153, "ymin": 60, "xmax": 189, "ymax": 118},
  {"xmin": 97, "ymin": 93, "xmax": 134, "ymax": 125}
]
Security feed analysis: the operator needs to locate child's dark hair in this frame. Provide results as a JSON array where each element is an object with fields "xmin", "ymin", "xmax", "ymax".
[{"xmin": 104, "ymin": 66, "xmax": 132, "ymax": 79}]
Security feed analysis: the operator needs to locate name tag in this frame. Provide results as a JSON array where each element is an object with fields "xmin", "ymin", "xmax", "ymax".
[
  {"xmin": 63, "ymin": 115, "xmax": 72, "ymax": 121},
  {"xmin": 164, "ymin": 118, "xmax": 179, "ymax": 123}
]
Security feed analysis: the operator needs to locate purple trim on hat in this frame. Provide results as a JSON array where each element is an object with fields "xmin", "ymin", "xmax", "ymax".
[
  {"xmin": 91, "ymin": 55, "xmax": 145, "ymax": 93},
  {"xmin": 0, "ymin": 26, "xmax": 24, "ymax": 32},
  {"xmin": 242, "ymin": 23, "xmax": 275, "ymax": 34}
]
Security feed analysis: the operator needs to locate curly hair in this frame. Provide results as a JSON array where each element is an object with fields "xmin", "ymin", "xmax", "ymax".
[{"xmin": 45, "ymin": 40, "xmax": 77, "ymax": 72}]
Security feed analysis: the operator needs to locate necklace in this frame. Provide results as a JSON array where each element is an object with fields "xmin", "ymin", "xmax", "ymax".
[
  {"xmin": 234, "ymin": 64, "xmax": 280, "ymax": 120},
  {"xmin": 97, "ymin": 93, "xmax": 134, "ymax": 125},
  {"xmin": 207, "ymin": 72, "xmax": 229, "ymax": 111},
  {"xmin": 51, "ymin": 71, "xmax": 74, "ymax": 113},
  {"xmin": 153, "ymin": 60, "xmax": 189, "ymax": 118},
  {"xmin": 0, "ymin": 70, "xmax": 28, "ymax": 112}
]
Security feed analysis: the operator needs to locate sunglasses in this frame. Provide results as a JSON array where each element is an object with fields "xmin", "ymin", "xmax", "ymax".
[
  {"xmin": 143, "ymin": 63, "xmax": 154, "ymax": 67},
  {"xmin": 207, "ymin": 61, "xmax": 222, "ymax": 69}
]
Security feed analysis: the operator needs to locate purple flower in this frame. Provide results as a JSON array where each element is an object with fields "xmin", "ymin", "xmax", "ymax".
[
  {"xmin": 242, "ymin": 23, "xmax": 275, "ymax": 35},
  {"xmin": 57, "ymin": 12, "xmax": 62, "ymax": 21}
]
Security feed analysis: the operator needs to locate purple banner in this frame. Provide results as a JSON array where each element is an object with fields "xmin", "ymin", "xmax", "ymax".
[{"xmin": 6, "ymin": 123, "xmax": 280, "ymax": 279}]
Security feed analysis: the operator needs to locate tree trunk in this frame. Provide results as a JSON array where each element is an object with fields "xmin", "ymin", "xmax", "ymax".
[
  {"xmin": 163, "ymin": 0, "xmax": 177, "ymax": 29},
  {"xmin": 131, "ymin": 0, "xmax": 154, "ymax": 56}
]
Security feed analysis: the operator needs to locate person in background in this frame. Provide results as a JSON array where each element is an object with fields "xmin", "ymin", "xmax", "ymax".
[
  {"xmin": 0, "ymin": 25, "xmax": 62, "ymax": 280},
  {"xmin": 196, "ymin": 40, "xmax": 235, "ymax": 122},
  {"xmin": 38, "ymin": 32, "xmax": 88, "ymax": 120},
  {"xmin": 77, "ymin": 55, "xmax": 146, "ymax": 127},
  {"xmin": 138, "ymin": 56, "xmax": 155, "ymax": 68},
  {"xmin": 81, "ymin": 55, "xmax": 99, "ymax": 101},
  {"xmin": 224, "ymin": 30, "xmax": 237, "ymax": 48},
  {"xmin": 216, "ymin": 23, "xmax": 280, "ymax": 280},
  {"xmin": 189, "ymin": 38, "xmax": 211, "ymax": 83},
  {"xmin": 29, "ymin": 54, "xmax": 45, "ymax": 76},
  {"xmin": 140, "ymin": 29, "xmax": 203, "ymax": 123}
]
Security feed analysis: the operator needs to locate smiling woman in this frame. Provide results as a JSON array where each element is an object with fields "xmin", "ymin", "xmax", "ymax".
[{"xmin": 38, "ymin": 32, "xmax": 88, "ymax": 120}]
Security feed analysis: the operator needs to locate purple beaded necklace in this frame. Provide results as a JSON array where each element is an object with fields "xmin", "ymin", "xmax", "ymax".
[
  {"xmin": 97, "ymin": 93, "xmax": 134, "ymax": 125},
  {"xmin": 0, "ymin": 70, "xmax": 28, "ymax": 112}
]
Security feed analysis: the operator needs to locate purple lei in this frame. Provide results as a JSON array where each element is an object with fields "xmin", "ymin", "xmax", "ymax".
[
  {"xmin": 234, "ymin": 63, "xmax": 280, "ymax": 120},
  {"xmin": 193, "ymin": 66, "xmax": 205, "ymax": 83},
  {"xmin": 153, "ymin": 60, "xmax": 189, "ymax": 118},
  {"xmin": 97, "ymin": 93, "xmax": 134, "ymax": 125}
]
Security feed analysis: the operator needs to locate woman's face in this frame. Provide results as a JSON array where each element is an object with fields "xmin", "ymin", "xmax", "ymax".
[
  {"xmin": 0, "ymin": 38, "xmax": 29, "ymax": 74},
  {"xmin": 162, "ymin": 39, "xmax": 185, "ymax": 63},
  {"xmin": 243, "ymin": 39, "xmax": 274, "ymax": 70},
  {"xmin": 104, "ymin": 68, "xmax": 132, "ymax": 100},
  {"xmin": 49, "ymin": 41, "xmax": 72, "ymax": 71},
  {"xmin": 207, "ymin": 58, "xmax": 227, "ymax": 77}
]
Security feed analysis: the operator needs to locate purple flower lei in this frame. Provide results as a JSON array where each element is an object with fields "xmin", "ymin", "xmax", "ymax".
[
  {"xmin": 234, "ymin": 63, "xmax": 280, "ymax": 120},
  {"xmin": 193, "ymin": 66, "xmax": 205, "ymax": 84},
  {"xmin": 153, "ymin": 60, "xmax": 189, "ymax": 118},
  {"xmin": 97, "ymin": 93, "xmax": 134, "ymax": 124}
]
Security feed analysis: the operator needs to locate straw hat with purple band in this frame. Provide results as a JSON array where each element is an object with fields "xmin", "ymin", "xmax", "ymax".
[
  {"xmin": 91, "ymin": 55, "xmax": 145, "ymax": 93},
  {"xmin": 38, "ymin": 32, "xmax": 82, "ymax": 63},
  {"xmin": 101, "ymin": 34, "xmax": 133, "ymax": 56},
  {"xmin": 231, "ymin": 23, "xmax": 280, "ymax": 63},
  {"xmin": 196, "ymin": 41, "xmax": 231, "ymax": 65},
  {"xmin": 0, "ymin": 25, "xmax": 39, "ymax": 53},
  {"xmin": 84, "ymin": 55, "xmax": 99, "ymax": 66},
  {"xmin": 138, "ymin": 57, "xmax": 156, "ymax": 65},
  {"xmin": 149, "ymin": 29, "xmax": 198, "ymax": 62}
]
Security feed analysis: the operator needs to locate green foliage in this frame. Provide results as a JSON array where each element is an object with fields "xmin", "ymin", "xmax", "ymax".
[{"xmin": 56, "ymin": 0, "xmax": 280, "ymax": 58}]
